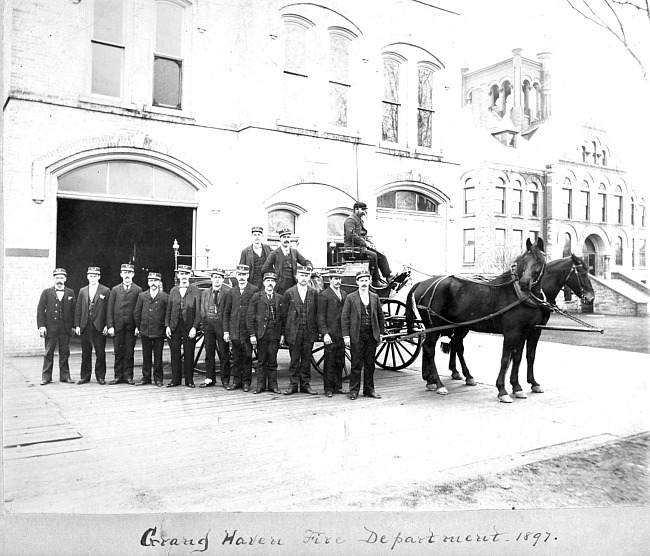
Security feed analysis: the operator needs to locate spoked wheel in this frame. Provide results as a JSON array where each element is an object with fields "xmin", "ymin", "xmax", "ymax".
[
  {"xmin": 376, "ymin": 299, "xmax": 422, "ymax": 370},
  {"xmin": 311, "ymin": 341, "xmax": 351, "ymax": 381}
]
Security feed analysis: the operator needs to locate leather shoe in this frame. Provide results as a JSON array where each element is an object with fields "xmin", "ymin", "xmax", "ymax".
[
  {"xmin": 283, "ymin": 387, "xmax": 298, "ymax": 395},
  {"xmin": 364, "ymin": 391, "xmax": 382, "ymax": 399},
  {"xmin": 136, "ymin": 380, "xmax": 150, "ymax": 386},
  {"xmin": 301, "ymin": 386, "xmax": 318, "ymax": 395},
  {"xmin": 326, "ymin": 391, "xmax": 333, "ymax": 398},
  {"xmin": 253, "ymin": 389, "xmax": 265, "ymax": 394},
  {"xmin": 166, "ymin": 382, "xmax": 180, "ymax": 388},
  {"xmin": 155, "ymin": 381, "xmax": 163, "ymax": 387},
  {"xmin": 372, "ymin": 280, "xmax": 388, "ymax": 288},
  {"xmin": 187, "ymin": 383, "xmax": 195, "ymax": 388},
  {"xmin": 221, "ymin": 382, "xmax": 229, "ymax": 389},
  {"xmin": 77, "ymin": 379, "xmax": 90, "ymax": 385},
  {"xmin": 126, "ymin": 379, "xmax": 135, "ymax": 385},
  {"xmin": 40, "ymin": 379, "xmax": 51, "ymax": 386},
  {"xmin": 109, "ymin": 379, "xmax": 124, "ymax": 385},
  {"xmin": 349, "ymin": 393, "xmax": 358, "ymax": 400},
  {"xmin": 226, "ymin": 384, "xmax": 241, "ymax": 391},
  {"xmin": 199, "ymin": 382, "xmax": 213, "ymax": 388},
  {"xmin": 61, "ymin": 378, "xmax": 75, "ymax": 383},
  {"xmin": 272, "ymin": 388, "xmax": 282, "ymax": 394},
  {"xmin": 98, "ymin": 379, "xmax": 106, "ymax": 385},
  {"xmin": 243, "ymin": 385, "xmax": 250, "ymax": 392}
]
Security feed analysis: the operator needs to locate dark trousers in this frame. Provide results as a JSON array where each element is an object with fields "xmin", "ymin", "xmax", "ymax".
[
  {"xmin": 169, "ymin": 319, "xmax": 196, "ymax": 386},
  {"xmin": 113, "ymin": 323, "xmax": 136, "ymax": 381},
  {"xmin": 367, "ymin": 248, "xmax": 392, "ymax": 281},
  {"xmin": 203, "ymin": 320, "xmax": 230, "ymax": 385},
  {"xmin": 323, "ymin": 339, "xmax": 345, "ymax": 393},
  {"xmin": 42, "ymin": 330, "xmax": 71, "ymax": 382},
  {"xmin": 231, "ymin": 337, "xmax": 253, "ymax": 387},
  {"xmin": 79, "ymin": 325, "xmax": 106, "ymax": 381},
  {"xmin": 287, "ymin": 327, "xmax": 314, "ymax": 388},
  {"xmin": 349, "ymin": 326, "xmax": 378, "ymax": 396},
  {"xmin": 256, "ymin": 336, "xmax": 280, "ymax": 391},
  {"xmin": 141, "ymin": 336, "xmax": 165, "ymax": 383}
]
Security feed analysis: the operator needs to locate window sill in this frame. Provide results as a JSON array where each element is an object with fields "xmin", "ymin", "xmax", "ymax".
[
  {"xmin": 144, "ymin": 104, "xmax": 195, "ymax": 121},
  {"xmin": 78, "ymin": 94, "xmax": 138, "ymax": 112}
]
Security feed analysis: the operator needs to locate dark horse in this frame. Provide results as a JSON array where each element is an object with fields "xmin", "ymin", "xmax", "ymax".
[
  {"xmin": 443, "ymin": 254, "xmax": 595, "ymax": 395},
  {"xmin": 405, "ymin": 238, "xmax": 547, "ymax": 403}
]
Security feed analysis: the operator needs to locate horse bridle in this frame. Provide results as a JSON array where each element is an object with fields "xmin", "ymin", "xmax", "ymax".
[
  {"xmin": 564, "ymin": 261, "xmax": 588, "ymax": 302},
  {"xmin": 511, "ymin": 251, "xmax": 546, "ymax": 291}
]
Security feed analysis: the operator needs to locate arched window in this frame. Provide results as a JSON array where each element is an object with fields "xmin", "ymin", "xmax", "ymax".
[
  {"xmin": 563, "ymin": 232, "xmax": 572, "ymax": 257},
  {"xmin": 283, "ymin": 15, "xmax": 314, "ymax": 122},
  {"xmin": 495, "ymin": 177, "xmax": 506, "ymax": 214},
  {"xmin": 512, "ymin": 180, "xmax": 523, "ymax": 216},
  {"xmin": 615, "ymin": 185, "xmax": 623, "ymax": 224},
  {"xmin": 614, "ymin": 236, "xmax": 623, "ymax": 265},
  {"xmin": 268, "ymin": 209, "xmax": 297, "ymax": 235},
  {"xmin": 382, "ymin": 57, "xmax": 402, "ymax": 142},
  {"xmin": 592, "ymin": 141, "xmax": 598, "ymax": 165},
  {"xmin": 377, "ymin": 190, "xmax": 438, "ymax": 213},
  {"xmin": 329, "ymin": 29, "xmax": 354, "ymax": 128},
  {"xmin": 598, "ymin": 183, "xmax": 607, "ymax": 222},
  {"xmin": 528, "ymin": 180, "xmax": 539, "ymax": 217},
  {"xmin": 602, "ymin": 150, "xmax": 608, "ymax": 166},
  {"xmin": 464, "ymin": 179, "xmax": 475, "ymax": 215},
  {"xmin": 581, "ymin": 146, "xmax": 588, "ymax": 163},
  {"xmin": 417, "ymin": 64, "xmax": 435, "ymax": 147},
  {"xmin": 580, "ymin": 180, "xmax": 590, "ymax": 220}
]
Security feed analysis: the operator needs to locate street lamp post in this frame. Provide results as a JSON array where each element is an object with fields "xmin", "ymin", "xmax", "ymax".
[{"xmin": 173, "ymin": 239, "xmax": 179, "ymax": 271}]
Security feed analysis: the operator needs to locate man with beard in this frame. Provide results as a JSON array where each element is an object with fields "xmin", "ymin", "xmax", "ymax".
[
  {"xmin": 261, "ymin": 228, "xmax": 312, "ymax": 295},
  {"xmin": 165, "ymin": 265, "xmax": 201, "ymax": 388},
  {"xmin": 342, "ymin": 269, "xmax": 385, "ymax": 400},
  {"xmin": 199, "ymin": 268, "xmax": 231, "ymax": 389},
  {"xmin": 280, "ymin": 265, "xmax": 319, "ymax": 395},
  {"xmin": 37, "ymin": 268, "xmax": 76, "ymax": 385},
  {"xmin": 223, "ymin": 264, "xmax": 258, "ymax": 392},
  {"xmin": 74, "ymin": 266, "xmax": 110, "ymax": 384},
  {"xmin": 239, "ymin": 226, "xmax": 273, "ymax": 290},
  {"xmin": 134, "ymin": 272, "xmax": 169, "ymax": 386},
  {"xmin": 107, "ymin": 263, "xmax": 143, "ymax": 385}
]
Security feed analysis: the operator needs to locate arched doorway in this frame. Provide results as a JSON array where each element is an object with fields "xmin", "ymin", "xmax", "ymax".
[
  {"xmin": 56, "ymin": 159, "xmax": 199, "ymax": 292},
  {"xmin": 582, "ymin": 234, "xmax": 608, "ymax": 278}
]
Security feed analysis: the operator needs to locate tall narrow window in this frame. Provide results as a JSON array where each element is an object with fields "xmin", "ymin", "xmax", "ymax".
[
  {"xmin": 563, "ymin": 187, "xmax": 572, "ymax": 219},
  {"xmin": 382, "ymin": 58, "xmax": 400, "ymax": 142},
  {"xmin": 417, "ymin": 66, "xmax": 434, "ymax": 147},
  {"xmin": 632, "ymin": 238, "xmax": 636, "ymax": 267},
  {"xmin": 329, "ymin": 32, "xmax": 351, "ymax": 127},
  {"xmin": 592, "ymin": 142, "xmax": 598, "ymax": 164},
  {"xmin": 640, "ymin": 239, "xmax": 646, "ymax": 267},
  {"xmin": 495, "ymin": 181, "xmax": 506, "ymax": 214},
  {"xmin": 283, "ymin": 18, "xmax": 311, "ymax": 122},
  {"xmin": 615, "ymin": 187, "xmax": 623, "ymax": 224},
  {"xmin": 529, "ymin": 186, "xmax": 539, "ymax": 217},
  {"xmin": 91, "ymin": 0, "xmax": 124, "ymax": 97},
  {"xmin": 463, "ymin": 229, "xmax": 475, "ymax": 264},
  {"xmin": 602, "ymin": 150, "xmax": 608, "ymax": 166},
  {"xmin": 615, "ymin": 236, "xmax": 623, "ymax": 265},
  {"xmin": 464, "ymin": 182, "xmax": 475, "ymax": 215},
  {"xmin": 512, "ymin": 229, "xmax": 523, "ymax": 252},
  {"xmin": 598, "ymin": 185, "xmax": 607, "ymax": 222},
  {"xmin": 631, "ymin": 199, "xmax": 635, "ymax": 226},
  {"xmin": 495, "ymin": 228, "xmax": 506, "ymax": 248},
  {"xmin": 154, "ymin": 1, "xmax": 184, "ymax": 109},
  {"xmin": 562, "ymin": 232, "xmax": 571, "ymax": 257},
  {"xmin": 512, "ymin": 185, "xmax": 522, "ymax": 216},
  {"xmin": 580, "ymin": 181, "xmax": 590, "ymax": 220}
]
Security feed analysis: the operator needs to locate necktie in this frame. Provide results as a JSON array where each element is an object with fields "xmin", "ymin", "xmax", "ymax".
[{"xmin": 213, "ymin": 290, "xmax": 218, "ymax": 306}]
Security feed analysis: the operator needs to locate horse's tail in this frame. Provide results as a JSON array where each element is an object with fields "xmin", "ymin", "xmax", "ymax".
[{"xmin": 406, "ymin": 283, "xmax": 419, "ymax": 334}]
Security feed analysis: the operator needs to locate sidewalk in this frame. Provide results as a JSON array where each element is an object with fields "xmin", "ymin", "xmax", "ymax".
[{"xmin": 3, "ymin": 333, "xmax": 649, "ymax": 513}]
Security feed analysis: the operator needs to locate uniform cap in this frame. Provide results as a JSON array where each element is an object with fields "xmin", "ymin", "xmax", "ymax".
[
  {"xmin": 120, "ymin": 263, "xmax": 135, "ymax": 272},
  {"xmin": 176, "ymin": 264, "xmax": 192, "ymax": 274},
  {"xmin": 278, "ymin": 228, "xmax": 292, "ymax": 238},
  {"xmin": 328, "ymin": 267, "xmax": 344, "ymax": 277},
  {"xmin": 210, "ymin": 268, "xmax": 226, "ymax": 277},
  {"xmin": 236, "ymin": 264, "xmax": 250, "ymax": 274},
  {"xmin": 53, "ymin": 268, "xmax": 67, "ymax": 277},
  {"xmin": 87, "ymin": 266, "xmax": 101, "ymax": 275},
  {"xmin": 355, "ymin": 269, "xmax": 371, "ymax": 280},
  {"xmin": 262, "ymin": 272, "xmax": 277, "ymax": 282},
  {"xmin": 353, "ymin": 201, "xmax": 368, "ymax": 210},
  {"xmin": 147, "ymin": 272, "xmax": 162, "ymax": 280},
  {"xmin": 296, "ymin": 264, "xmax": 312, "ymax": 275},
  {"xmin": 251, "ymin": 226, "xmax": 264, "ymax": 234}
]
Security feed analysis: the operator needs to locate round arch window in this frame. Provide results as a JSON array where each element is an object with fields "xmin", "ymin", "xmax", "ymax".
[{"xmin": 377, "ymin": 190, "xmax": 438, "ymax": 213}]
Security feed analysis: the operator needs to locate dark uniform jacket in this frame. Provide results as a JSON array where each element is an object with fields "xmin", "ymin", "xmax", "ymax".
[
  {"xmin": 261, "ymin": 247, "xmax": 312, "ymax": 294},
  {"xmin": 239, "ymin": 244, "xmax": 273, "ymax": 272},
  {"xmin": 246, "ymin": 290, "xmax": 283, "ymax": 340},
  {"xmin": 107, "ymin": 283, "xmax": 143, "ymax": 331},
  {"xmin": 341, "ymin": 290, "xmax": 385, "ymax": 343},
  {"xmin": 280, "ymin": 285, "xmax": 319, "ymax": 344},
  {"xmin": 199, "ymin": 283, "xmax": 231, "ymax": 333},
  {"xmin": 74, "ymin": 284, "xmax": 110, "ymax": 333},
  {"xmin": 343, "ymin": 213, "xmax": 368, "ymax": 249},
  {"xmin": 165, "ymin": 284, "xmax": 202, "ymax": 331},
  {"xmin": 37, "ymin": 287, "xmax": 76, "ymax": 337},
  {"xmin": 134, "ymin": 290, "xmax": 170, "ymax": 338},
  {"xmin": 223, "ymin": 283, "xmax": 259, "ymax": 340},
  {"xmin": 317, "ymin": 286, "xmax": 348, "ymax": 341}
]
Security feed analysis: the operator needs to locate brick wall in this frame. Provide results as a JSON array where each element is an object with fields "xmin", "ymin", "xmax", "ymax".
[{"xmin": 591, "ymin": 277, "xmax": 647, "ymax": 316}]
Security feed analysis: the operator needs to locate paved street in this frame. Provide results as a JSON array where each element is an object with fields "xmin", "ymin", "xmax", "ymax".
[{"xmin": 3, "ymin": 325, "xmax": 649, "ymax": 514}]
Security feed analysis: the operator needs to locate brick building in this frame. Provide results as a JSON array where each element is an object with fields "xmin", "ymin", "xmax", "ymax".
[{"xmin": 2, "ymin": 0, "xmax": 462, "ymax": 355}]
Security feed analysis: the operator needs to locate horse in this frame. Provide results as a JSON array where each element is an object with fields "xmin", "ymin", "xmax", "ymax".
[
  {"xmin": 444, "ymin": 254, "xmax": 595, "ymax": 395},
  {"xmin": 405, "ymin": 237, "xmax": 547, "ymax": 403}
]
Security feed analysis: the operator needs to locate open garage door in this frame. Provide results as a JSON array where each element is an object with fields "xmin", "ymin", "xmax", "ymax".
[{"xmin": 56, "ymin": 199, "xmax": 193, "ymax": 293}]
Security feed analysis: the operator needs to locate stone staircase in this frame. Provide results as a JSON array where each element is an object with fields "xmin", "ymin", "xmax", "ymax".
[{"xmin": 589, "ymin": 273, "xmax": 649, "ymax": 316}]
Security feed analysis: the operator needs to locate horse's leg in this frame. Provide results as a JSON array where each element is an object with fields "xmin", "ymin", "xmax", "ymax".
[
  {"xmin": 443, "ymin": 334, "xmax": 462, "ymax": 380},
  {"xmin": 496, "ymin": 336, "xmax": 515, "ymax": 403},
  {"xmin": 509, "ymin": 339, "xmax": 527, "ymax": 398},
  {"xmin": 422, "ymin": 332, "xmax": 447, "ymax": 395},
  {"xmin": 452, "ymin": 330, "xmax": 476, "ymax": 386},
  {"xmin": 525, "ymin": 329, "xmax": 544, "ymax": 393}
]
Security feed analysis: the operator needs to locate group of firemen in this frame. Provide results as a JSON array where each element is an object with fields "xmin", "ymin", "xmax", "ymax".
[{"xmin": 36, "ymin": 202, "xmax": 396, "ymax": 400}]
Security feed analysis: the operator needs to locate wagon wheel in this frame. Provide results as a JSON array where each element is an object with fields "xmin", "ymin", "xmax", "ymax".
[
  {"xmin": 310, "ymin": 341, "xmax": 351, "ymax": 381},
  {"xmin": 376, "ymin": 299, "xmax": 422, "ymax": 370}
]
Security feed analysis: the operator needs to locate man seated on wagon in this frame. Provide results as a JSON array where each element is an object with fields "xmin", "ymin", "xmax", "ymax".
[{"xmin": 343, "ymin": 201, "xmax": 394, "ymax": 288}]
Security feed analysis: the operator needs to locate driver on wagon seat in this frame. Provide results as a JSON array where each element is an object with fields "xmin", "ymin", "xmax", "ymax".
[{"xmin": 343, "ymin": 201, "xmax": 394, "ymax": 288}]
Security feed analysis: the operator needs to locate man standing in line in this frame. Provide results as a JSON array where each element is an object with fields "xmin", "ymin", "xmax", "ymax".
[
  {"xmin": 134, "ymin": 272, "xmax": 169, "ymax": 387},
  {"xmin": 317, "ymin": 267, "xmax": 348, "ymax": 397},
  {"xmin": 342, "ymin": 269, "xmax": 385, "ymax": 400},
  {"xmin": 74, "ymin": 266, "xmax": 110, "ymax": 385},
  {"xmin": 247, "ymin": 272, "xmax": 283, "ymax": 394},
  {"xmin": 280, "ymin": 264, "xmax": 319, "ymax": 395},
  {"xmin": 36, "ymin": 268, "xmax": 76, "ymax": 385},
  {"xmin": 239, "ymin": 226, "xmax": 273, "ymax": 291},
  {"xmin": 223, "ymin": 264, "xmax": 258, "ymax": 392},
  {"xmin": 107, "ymin": 263, "xmax": 143, "ymax": 385},
  {"xmin": 261, "ymin": 228, "xmax": 312, "ymax": 295},
  {"xmin": 165, "ymin": 265, "xmax": 201, "ymax": 388},
  {"xmin": 344, "ymin": 201, "xmax": 394, "ymax": 288},
  {"xmin": 199, "ymin": 268, "xmax": 231, "ymax": 389}
]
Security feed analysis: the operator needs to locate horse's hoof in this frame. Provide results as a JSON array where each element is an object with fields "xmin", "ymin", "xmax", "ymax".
[
  {"xmin": 436, "ymin": 387, "xmax": 449, "ymax": 396},
  {"xmin": 466, "ymin": 378, "xmax": 477, "ymax": 386},
  {"xmin": 451, "ymin": 372, "xmax": 462, "ymax": 380},
  {"xmin": 498, "ymin": 394, "xmax": 513, "ymax": 403},
  {"xmin": 425, "ymin": 383, "xmax": 437, "ymax": 391},
  {"xmin": 513, "ymin": 391, "xmax": 527, "ymax": 399},
  {"xmin": 531, "ymin": 385, "xmax": 544, "ymax": 393}
]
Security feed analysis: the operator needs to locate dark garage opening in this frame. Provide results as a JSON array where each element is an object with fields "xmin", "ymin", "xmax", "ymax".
[{"xmin": 56, "ymin": 198, "xmax": 193, "ymax": 294}]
